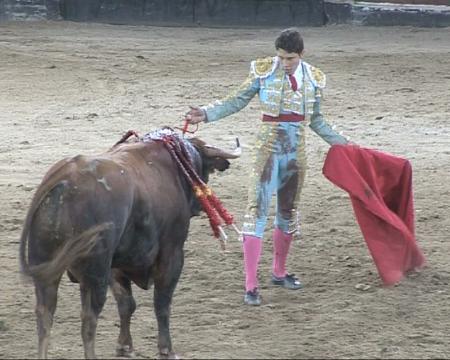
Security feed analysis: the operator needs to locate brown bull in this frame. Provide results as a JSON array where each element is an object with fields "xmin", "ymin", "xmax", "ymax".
[{"xmin": 19, "ymin": 129, "xmax": 240, "ymax": 359}]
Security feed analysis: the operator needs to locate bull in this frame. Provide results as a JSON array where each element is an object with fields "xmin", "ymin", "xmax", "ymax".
[{"xmin": 19, "ymin": 128, "xmax": 240, "ymax": 359}]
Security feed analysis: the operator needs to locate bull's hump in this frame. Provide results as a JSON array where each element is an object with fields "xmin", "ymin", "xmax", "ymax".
[
  {"xmin": 64, "ymin": 155, "xmax": 126, "ymax": 192},
  {"xmin": 70, "ymin": 154, "xmax": 115, "ymax": 168}
]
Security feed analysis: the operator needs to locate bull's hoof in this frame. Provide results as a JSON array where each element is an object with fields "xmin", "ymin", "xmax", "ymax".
[
  {"xmin": 159, "ymin": 348, "xmax": 180, "ymax": 359},
  {"xmin": 116, "ymin": 345, "xmax": 135, "ymax": 358}
]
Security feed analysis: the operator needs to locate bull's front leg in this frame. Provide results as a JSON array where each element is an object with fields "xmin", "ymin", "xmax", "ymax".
[
  {"xmin": 110, "ymin": 269, "xmax": 136, "ymax": 358},
  {"xmin": 153, "ymin": 246, "xmax": 184, "ymax": 359}
]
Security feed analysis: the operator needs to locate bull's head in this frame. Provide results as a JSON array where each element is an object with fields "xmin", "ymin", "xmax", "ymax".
[
  {"xmin": 189, "ymin": 137, "xmax": 241, "ymax": 179},
  {"xmin": 187, "ymin": 137, "xmax": 241, "ymax": 216}
]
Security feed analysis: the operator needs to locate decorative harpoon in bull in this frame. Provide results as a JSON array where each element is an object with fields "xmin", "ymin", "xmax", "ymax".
[{"xmin": 142, "ymin": 127, "xmax": 241, "ymax": 248}]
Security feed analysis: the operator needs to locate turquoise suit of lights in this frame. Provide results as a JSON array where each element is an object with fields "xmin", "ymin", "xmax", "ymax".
[{"xmin": 202, "ymin": 56, "xmax": 348, "ymax": 238}]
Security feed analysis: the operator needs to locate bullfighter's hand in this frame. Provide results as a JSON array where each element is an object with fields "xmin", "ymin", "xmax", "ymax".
[{"xmin": 184, "ymin": 106, "xmax": 206, "ymax": 124}]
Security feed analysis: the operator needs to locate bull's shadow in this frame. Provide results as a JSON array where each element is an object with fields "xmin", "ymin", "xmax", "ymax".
[{"xmin": 19, "ymin": 128, "xmax": 240, "ymax": 359}]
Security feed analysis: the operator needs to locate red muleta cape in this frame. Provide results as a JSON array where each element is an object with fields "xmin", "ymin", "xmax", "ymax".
[{"xmin": 322, "ymin": 144, "xmax": 426, "ymax": 286}]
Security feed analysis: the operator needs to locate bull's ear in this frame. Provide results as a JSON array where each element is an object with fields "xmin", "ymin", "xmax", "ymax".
[{"xmin": 189, "ymin": 137, "xmax": 207, "ymax": 148}]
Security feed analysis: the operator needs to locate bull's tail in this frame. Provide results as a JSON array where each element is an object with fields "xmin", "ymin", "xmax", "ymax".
[{"xmin": 20, "ymin": 223, "xmax": 112, "ymax": 285}]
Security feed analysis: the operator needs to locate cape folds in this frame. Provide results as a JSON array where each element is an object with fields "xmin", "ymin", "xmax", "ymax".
[{"xmin": 322, "ymin": 144, "xmax": 426, "ymax": 286}]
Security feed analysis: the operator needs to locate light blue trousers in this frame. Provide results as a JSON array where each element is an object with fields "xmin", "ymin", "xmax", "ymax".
[{"xmin": 244, "ymin": 122, "xmax": 306, "ymax": 238}]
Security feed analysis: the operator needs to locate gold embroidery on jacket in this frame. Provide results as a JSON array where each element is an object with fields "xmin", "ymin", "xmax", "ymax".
[
  {"xmin": 281, "ymin": 80, "xmax": 303, "ymax": 113},
  {"xmin": 259, "ymin": 68, "xmax": 285, "ymax": 116}
]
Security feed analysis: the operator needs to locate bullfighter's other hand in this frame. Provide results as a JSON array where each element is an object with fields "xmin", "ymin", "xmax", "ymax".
[{"xmin": 184, "ymin": 106, "xmax": 206, "ymax": 125}]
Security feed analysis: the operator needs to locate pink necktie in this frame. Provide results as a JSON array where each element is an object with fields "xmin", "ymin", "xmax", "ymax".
[{"xmin": 288, "ymin": 74, "xmax": 298, "ymax": 92}]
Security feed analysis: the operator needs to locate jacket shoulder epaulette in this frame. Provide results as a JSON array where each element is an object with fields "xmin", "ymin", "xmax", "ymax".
[
  {"xmin": 308, "ymin": 65, "xmax": 326, "ymax": 89},
  {"xmin": 251, "ymin": 57, "xmax": 277, "ymax": 79}
]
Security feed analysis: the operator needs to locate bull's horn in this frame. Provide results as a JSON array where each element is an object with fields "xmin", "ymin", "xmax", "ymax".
[
  {"xmin": 233, "ymin": 137, "xmax": 242, "ymax": 157},
  {"xmin": 202, "ymin": 137, "xmax": 242, "ymax": 159}
]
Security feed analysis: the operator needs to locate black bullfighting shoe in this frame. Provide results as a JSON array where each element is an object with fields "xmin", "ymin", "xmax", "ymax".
[
  {"xmin": 244, "ymin": 288, "xmax": 261, "ymax": 306},
  {"xmin": 271, "ymin": 273, "xmax": 303, "ymax": 290}
]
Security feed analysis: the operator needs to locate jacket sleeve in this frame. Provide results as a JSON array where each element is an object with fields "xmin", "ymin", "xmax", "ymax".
[
  {"xmin": 309, "ymin": 96, "xmax": 348, "ymax": 145},
  {"xmin": 202, "ymin": 71, "xmax": 260, "ymax": 123}
]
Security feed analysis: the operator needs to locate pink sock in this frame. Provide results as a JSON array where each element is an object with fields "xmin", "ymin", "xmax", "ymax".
[
  {"xmin": 242, "ymin": 235, "xmax": 262, "ymax": 292},
  {"xmin": 272, "ymin": 227, "xmax": 293, "ymax": 278}
]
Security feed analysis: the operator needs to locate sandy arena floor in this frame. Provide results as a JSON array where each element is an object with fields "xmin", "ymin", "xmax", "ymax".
[{"xmin": 0, "ymin": 20, "xmax": 449, "ymax": 359}]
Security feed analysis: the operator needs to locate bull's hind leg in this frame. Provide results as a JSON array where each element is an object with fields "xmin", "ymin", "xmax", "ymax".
[
  {"xmin": 34, "ymin": 277, "xmax": 62, "ymax": 359},
  {"xmin": 110, "ymin": 270, "xmax": 136, "ymax": 357},
  {"xmin": 153, "ymin": 247, "xmax": 184, "ymax": 359},
  {"xmin": 79, "ymin": 278, "xmax": 108, "ymax": 359}
]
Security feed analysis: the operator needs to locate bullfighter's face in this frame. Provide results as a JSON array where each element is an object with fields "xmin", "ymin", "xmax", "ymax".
[{"xmin": 277, "ymin": 48, "xmax": 303, "ymax": 75}]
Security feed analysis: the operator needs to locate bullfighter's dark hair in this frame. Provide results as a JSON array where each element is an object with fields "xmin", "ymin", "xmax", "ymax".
[{"xmin": 275, "ymin": 28, "xmax": 304, "ymax": 54}]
